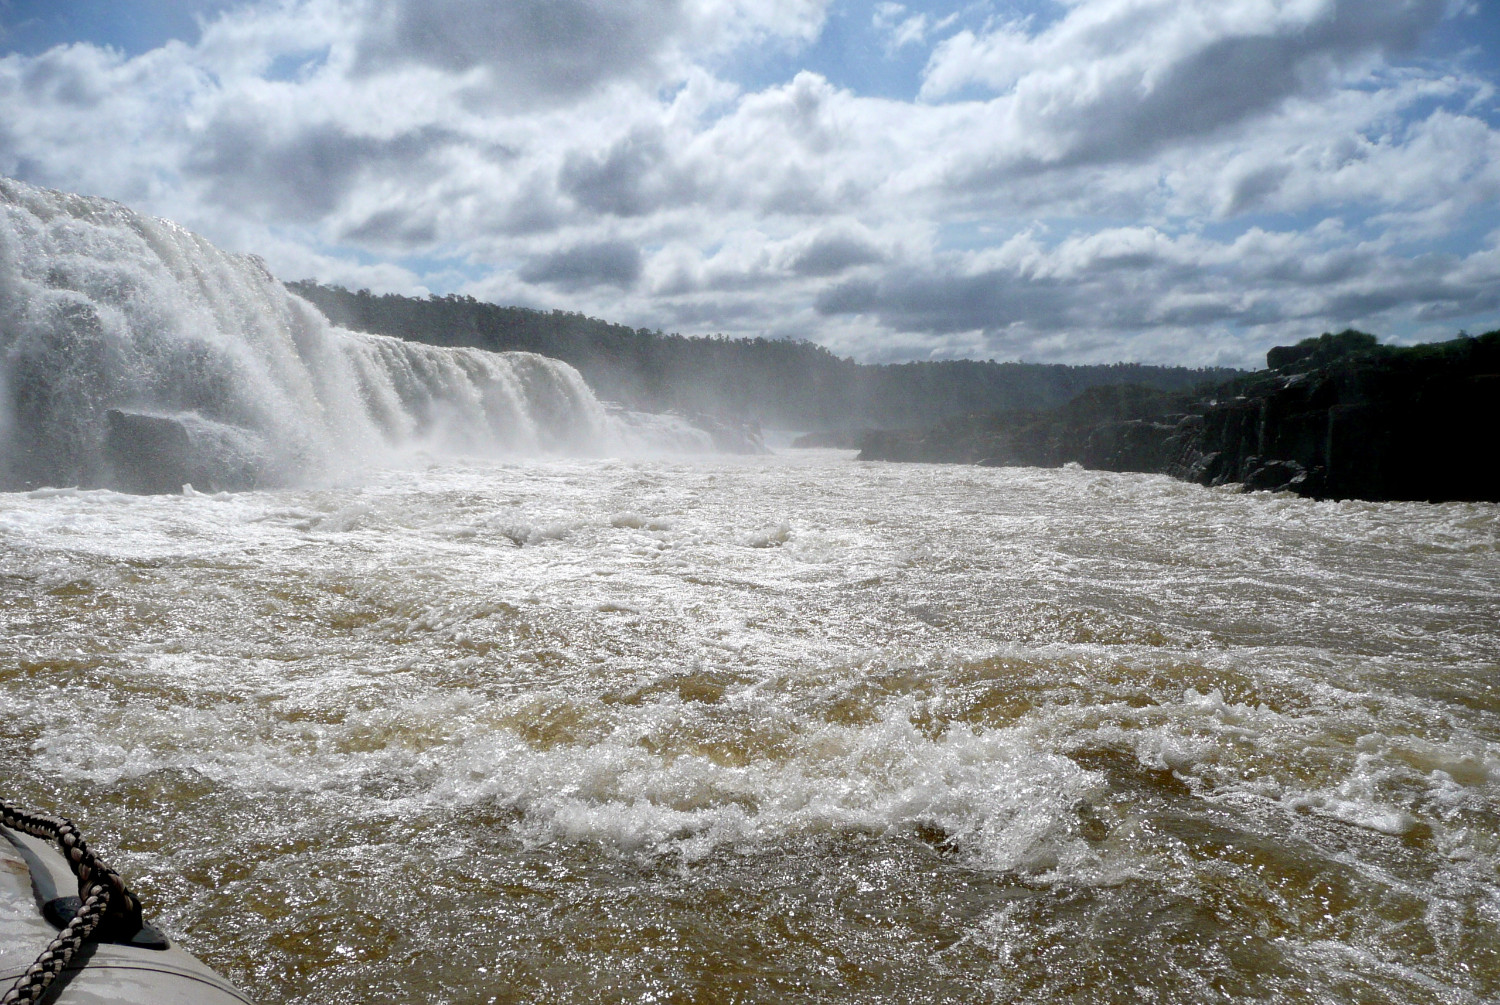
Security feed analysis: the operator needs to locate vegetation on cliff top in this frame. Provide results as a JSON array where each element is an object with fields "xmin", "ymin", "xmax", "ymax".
[
  {"xmin": 858, "ymin": 328, "xmax": 1500, "ymax": 502},
  {"xmin": 288, "ymin": 281, "xmax": 1239, "ymax": 430}
]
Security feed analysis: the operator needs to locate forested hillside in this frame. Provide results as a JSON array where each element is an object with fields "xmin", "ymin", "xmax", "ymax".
[
  {"xmin": 289, "ymin": 282, "xmax": 1240, "ymax": 429},
  {"xmin": 858, "ymin": 329, "xmax": 1500, "ymax": 502}
]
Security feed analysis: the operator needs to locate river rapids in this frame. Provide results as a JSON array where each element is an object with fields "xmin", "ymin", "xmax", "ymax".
[
  {"xmin": 1, "ymin": 177, "xmax": 1497, "ymax": 1003},
  {"xmin": 1, "ymin": 453, "xmax": 1497, "ymax": 1004}
]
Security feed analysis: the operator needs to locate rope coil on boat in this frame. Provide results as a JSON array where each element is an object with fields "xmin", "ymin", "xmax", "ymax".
[{"xmin": 1, "ymin": 797, "xmax": 145, "ymax": 1004}]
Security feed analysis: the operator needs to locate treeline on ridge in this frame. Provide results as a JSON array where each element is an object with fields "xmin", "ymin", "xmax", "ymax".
[
  {"xmin": 858, "ymin": 328, "xmax": 1500, "ymax": 502},
  {"xmin": 288, "ymin": 282, "xmax": 1240, "ymax": 430}
]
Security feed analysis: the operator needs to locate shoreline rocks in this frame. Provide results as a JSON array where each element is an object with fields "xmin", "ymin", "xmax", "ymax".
[{"xmin": 858, "ymin": 330, "xmax": 1500, "ymax": 503}]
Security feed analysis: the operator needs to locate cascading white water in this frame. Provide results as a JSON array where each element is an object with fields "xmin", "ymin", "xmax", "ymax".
[{"xmin": 0, "ymin": 177, "xmax": 691, "ymax": 491}]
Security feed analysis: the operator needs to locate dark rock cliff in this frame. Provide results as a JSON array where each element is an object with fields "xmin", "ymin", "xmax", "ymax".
[
  {"xmin": 102, "ymin": 409, "xmax": 269, "ymax": 494},
  {"xmin": 858, "ymin": 330, "xmax": 1500, "ymax": 503}
]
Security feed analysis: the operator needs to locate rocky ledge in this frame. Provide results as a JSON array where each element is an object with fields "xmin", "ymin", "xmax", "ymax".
[
  {"xmin": 858, "ymin": 330, "xmax": 1500, "ymax": 503},
  {"xmin": 103, "ymin": 409, "xmax": 269, "ymax": 493}
]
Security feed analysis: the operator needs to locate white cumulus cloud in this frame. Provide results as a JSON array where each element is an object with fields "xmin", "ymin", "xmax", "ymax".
[{"xmin": 0, "ymin": 0, "xmax": 1494, "ymax": 366}]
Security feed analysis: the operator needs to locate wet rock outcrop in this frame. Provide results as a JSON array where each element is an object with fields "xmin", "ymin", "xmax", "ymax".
[
  {"xmin": 859, "ymin": 330, "xmax": 1500, "ymax": 503},
  {"xmin": 104, "ymin": 410, "xmax": 196, "ymax": 494},
  {"xmin": 102, "ymin": 409, "xmax": 269, "ymax": 494}
]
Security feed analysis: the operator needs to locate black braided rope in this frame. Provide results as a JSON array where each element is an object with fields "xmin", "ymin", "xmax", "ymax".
[{"xmin": 1, "ymin": 798, "xmax": 144, "ymax": 1004}]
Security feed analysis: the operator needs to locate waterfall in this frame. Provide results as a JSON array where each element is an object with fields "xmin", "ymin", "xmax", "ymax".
[{"xmin": 0, "ymin": 177, "xmax": 680, "ymax": 492}]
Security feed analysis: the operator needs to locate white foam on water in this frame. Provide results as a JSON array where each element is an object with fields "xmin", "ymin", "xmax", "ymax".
[{"xmin": 2, "ymin": 435, "xmax": 1498, "ymax": 1001}]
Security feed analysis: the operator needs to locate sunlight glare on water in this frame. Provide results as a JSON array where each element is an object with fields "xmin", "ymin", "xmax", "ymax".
[{"xmin": 2, "ymin": 451, "xmax": 1498, "ymax": 1004}]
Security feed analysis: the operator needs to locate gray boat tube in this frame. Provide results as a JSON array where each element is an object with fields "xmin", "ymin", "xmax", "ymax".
[{"xmin": 1, "ymin": 823, "xmax": 252, "ymax": 1004}]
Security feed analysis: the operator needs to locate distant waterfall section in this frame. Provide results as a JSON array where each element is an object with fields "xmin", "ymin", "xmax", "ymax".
[{"xmin": 0, "ymin": 178, "xmax": 709, "ymax": 492}]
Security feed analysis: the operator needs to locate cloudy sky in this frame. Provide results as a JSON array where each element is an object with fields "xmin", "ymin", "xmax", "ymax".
[{"xmin": 1, "ymin": 0, "xmax": 1497, "ymax": 366}]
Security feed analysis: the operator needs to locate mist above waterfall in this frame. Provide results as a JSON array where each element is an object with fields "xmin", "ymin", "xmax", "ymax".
[{"xmin": 0, "ymin": 178, "xmax": 689, "ymax": 492}]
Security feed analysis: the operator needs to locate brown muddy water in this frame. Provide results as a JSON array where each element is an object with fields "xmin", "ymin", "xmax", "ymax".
[{"xmin": 2, "ymin": 452, "xmax": 1497, "ymax": 1004}]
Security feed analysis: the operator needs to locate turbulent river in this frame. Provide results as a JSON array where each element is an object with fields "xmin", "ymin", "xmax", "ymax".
[{"xmin": 1, "ymin": 452, "xmax": 1496, "ymax": 1004}]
